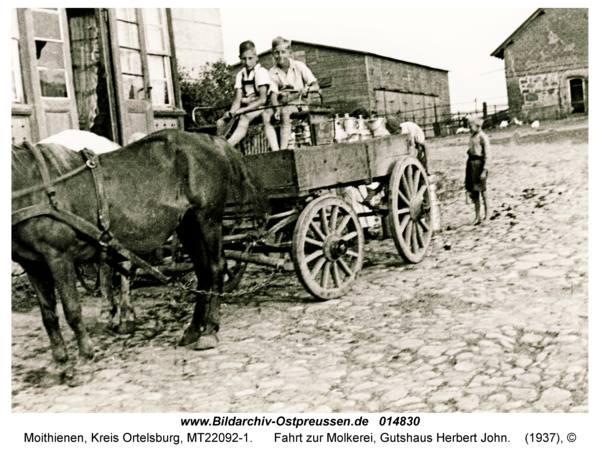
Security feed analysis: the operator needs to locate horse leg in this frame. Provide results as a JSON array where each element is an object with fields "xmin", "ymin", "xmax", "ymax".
[
  {"xmin": 117, "ymin": 262, "xmax": 136, "ymax": 335},
  {"xmin": 193, "ymin": 217, "xmax": 223, "ymax": 351},
  {"xmin": 190, "ymin": 214, "xmax": 224, "ymax": 350},
  {"xmin": 45, "ymin": 252, "xmax": 94, "ymax": 360},
  {"xmin": 176, "ymin": 212, "xmax": 222, "ymax": 350},
  {"xmin": 22, "ymin": 260, "xmax": 69, "ymax": 363},
  {"xmin": 176, "ymin": 213, "xmax": 206, "ymax": 346},
  {"xmin": 98, "ymin": 261, "xmax": 118, "ymax": 330}
]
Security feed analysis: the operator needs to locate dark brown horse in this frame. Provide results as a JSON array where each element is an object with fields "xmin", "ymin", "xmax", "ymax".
[{"xmin": 12, "ymin": 129, "xmax": 269, "ymax": 363}]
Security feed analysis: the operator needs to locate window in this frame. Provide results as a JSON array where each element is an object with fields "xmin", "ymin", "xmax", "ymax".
[
  {"xmin": 116, "ymin": 8, "xmax": 145, "ymax": 100},
  {"xmin": 143, "ymin": 8, "xmax": 173, "ymax": 106},
  {"xmin": 32, "ymin": 8, "xmax": 68, "ymax": 98},
  {"xmin": 12, "ymin": 9, "xmax": 24, "ymax": 103}
]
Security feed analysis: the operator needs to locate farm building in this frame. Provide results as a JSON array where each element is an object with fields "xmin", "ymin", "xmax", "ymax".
[
  {"xmin": 491, "ymin": 8, "xmax": 588, "ymax": 121},
  {"xmin": 246, "ymin": 41, "xmax": 451, "ymax": 137},
  {"xmin": 11, "ymin": 8, "xmax": 223, "ymax": 147}
]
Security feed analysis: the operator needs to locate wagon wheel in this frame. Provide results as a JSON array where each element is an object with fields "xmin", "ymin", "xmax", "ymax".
[
  {"xmin": 220, "ymin": 218, "xmax": 250, "ymax": 292},
  {"xmin": 182, "ymin": 256, "xmax": 246, "ymax": 293},
  {"xmin": 223, "ymin": 257, "xmax": 247, "ymax": 293},
  {"xmin": 387, "ymin": 156, "xmax": 432, "ymax": 263},
  {"xmin": 76, "ymin": 262, "xmax": 100, "ymax": 293},
  {"xmin": 264, "ymin": 215, "xmax": 296, "ymax": 271},
  {"xmin": 292, "ymin": 195, "xmax": 364, "ymax": 300}
]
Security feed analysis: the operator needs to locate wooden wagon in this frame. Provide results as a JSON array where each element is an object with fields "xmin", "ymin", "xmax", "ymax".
[{"xmin": 213, "ymin": 106, "xmax": 433, "ymax": 300}]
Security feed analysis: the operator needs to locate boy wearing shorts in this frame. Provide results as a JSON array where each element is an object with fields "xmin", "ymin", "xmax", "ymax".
[
  {"xmin": 465, "ymin": 117, "xmax": 489, "ymax": 224},
  {"xmin": 217, "ymin": 41, "xmax": 279, "ymax": 150},
  {"xmin": 266, "ymin": 37, "xmax": 320, "ymax": 150}
]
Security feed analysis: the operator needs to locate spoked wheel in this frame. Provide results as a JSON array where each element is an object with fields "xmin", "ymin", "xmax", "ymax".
[
  {"xmin": 264, "ymin": 215, "xmax": 296, "ymax": 271},
  {"xmin": 223, "ymin": 257, "xmax": 247, "ymax": 293},
  {"xmin": 387, "ymin": 157, "xmax": 432, "ymax": 263},
  {"xmin": 221, "ymin": 219, "xmax": 250, "ymax": 293},
  {"xmin": 76, "ymin": 262, "xmax": 100, "ymax": 293},
  {"xmin": 182, "ymin": 256, "xmax": 246, "ymax": 293},
  {"xmin": 292, "ymin": 195, "xmax": 364, "ymax": 300}
]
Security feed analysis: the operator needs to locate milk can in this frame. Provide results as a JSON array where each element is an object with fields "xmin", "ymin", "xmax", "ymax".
[{"xmin": 428, "ymin": 178, "xmax": 442, "ymax": 233}]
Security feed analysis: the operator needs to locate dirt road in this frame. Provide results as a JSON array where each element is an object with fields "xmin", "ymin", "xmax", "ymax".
[{"xmin": 12, "ymin": 120, "xmax": 588, "ymax": 413}]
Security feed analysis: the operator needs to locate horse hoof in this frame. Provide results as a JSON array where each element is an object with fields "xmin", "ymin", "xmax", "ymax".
[
  {"xmin": 108, "ymin": 321, "xmax": 120, "ymax": 333},
  {"xmin": 60, "ymin": 367, "xmax": 85, "ymax": 387},
  {"xmin": 79, "ymin": 343, "xmax": 95, "ymax": 361},
  {"xmin": 79, "ymin": 351, "xmax": 94, "ymax": 362},
  {"xmin": 178, "ymin": 330, "xmax": 201, "ymax": 347},
  {"xmin": 193, "ymin": 334, "xmax": 218, "ymax": 351},
  {"xmin": 53, "ymin": 348, "xmax": 69, "ymax": 364},
  {"xmin": 118, "ymin": 321, "xmax": 136, "ymax": 335}
]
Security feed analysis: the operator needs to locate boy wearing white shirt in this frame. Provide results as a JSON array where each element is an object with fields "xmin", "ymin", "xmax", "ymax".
[
  {"xmin": 400, "ymin": 121, "xmax": 429, "ymax": 174},
  {"xmin": 267, "ymin": 37, "xmax": 320, "ymax": 150},
  {"xmin": 217, "ymin": 41, "xmax": 278, "ymax": 150}
]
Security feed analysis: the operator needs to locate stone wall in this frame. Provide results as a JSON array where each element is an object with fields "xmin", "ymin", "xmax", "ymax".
[{"xmin": 502, "ymin": 8, "xmax": 588, "ymax": 119}]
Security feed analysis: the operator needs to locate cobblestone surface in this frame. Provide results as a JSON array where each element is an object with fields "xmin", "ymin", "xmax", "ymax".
[{"xmin": 11, "ymin": 122, "xmax": 588, "ymax": 413}]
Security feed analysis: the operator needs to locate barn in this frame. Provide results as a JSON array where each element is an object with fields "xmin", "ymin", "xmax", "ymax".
[
  {"xmin": 11, "ymin": 8, "xmax": 223, "ymax": 146},
  {"xmin": 491, "ymin": 8, "xmax": 588, "ymax": 121},
  {"xmin": 247, "ymin": 40, "xmax": 451, "ymax": 137}
]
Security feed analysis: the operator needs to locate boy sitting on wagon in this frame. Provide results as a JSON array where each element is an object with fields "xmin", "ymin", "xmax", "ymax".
[
  {"xmin": 266, "ymin": 37, "xmax": 321, "ymax": 150},
  {"xmin": 217, "ymin": 41, "xmax": 279, "ymax": 151}
]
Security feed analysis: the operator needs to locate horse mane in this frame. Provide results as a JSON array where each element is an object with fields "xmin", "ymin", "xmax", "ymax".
[
  {"xmin": 12, "ymin": 142, "xmax": 83, "ymax": 175},
  {"xmin": 11, "ymin": 145, "xmax": 30, "ymax": 173}
]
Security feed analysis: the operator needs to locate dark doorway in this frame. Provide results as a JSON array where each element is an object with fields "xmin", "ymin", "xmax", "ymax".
[
  {"xmin": 569, "ymin": 78, "xmax": 585, "ymax": 113},
  {"xmin": 67, "ymin": 8, "xmax": 118, "ymax": 141}
]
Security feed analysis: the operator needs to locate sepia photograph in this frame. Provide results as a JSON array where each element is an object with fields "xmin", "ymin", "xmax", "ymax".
[{"xmin": 9, "ymin": 4, "xmax": 593, "ymax": 451}]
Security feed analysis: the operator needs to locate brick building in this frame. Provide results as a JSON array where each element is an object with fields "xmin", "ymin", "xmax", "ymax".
[
  {"xmin": 247, "ymin": 41, "xmax": 451, "ymax": 136},
  {"xmin": 11, "ymin": 8, "xmax": 223, "ymax": 146},
  {"xmin": 491, "ymin": 8, "xmax": 588, "ymax": 120}
]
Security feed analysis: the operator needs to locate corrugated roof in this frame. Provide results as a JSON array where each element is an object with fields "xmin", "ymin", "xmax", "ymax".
[
  {"xmin": 234, "ymin": 40, "xmax": 449, "ymax": 73},
  {"xmin": 491, "ymin": 8, "xmax": 545, "ymax": 59}
]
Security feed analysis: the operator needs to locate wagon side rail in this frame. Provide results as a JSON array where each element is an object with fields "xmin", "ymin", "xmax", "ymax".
[{"xmin": 243, "ymin": 134, "xmax": 412, "ymax": 198}]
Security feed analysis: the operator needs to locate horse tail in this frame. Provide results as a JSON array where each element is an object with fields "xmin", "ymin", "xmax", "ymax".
[{"xmin": 217, "ymin": 138, "xmax": 270, "ymax": 222}]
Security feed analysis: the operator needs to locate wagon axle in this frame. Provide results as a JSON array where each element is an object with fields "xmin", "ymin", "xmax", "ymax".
[
  {"xmin": 409, "ymin": 195, "xmax": 425, "ymax": 221},
  {"xmin": 323, "ymin": 235, "xmax": 348, "ymax": 261}
]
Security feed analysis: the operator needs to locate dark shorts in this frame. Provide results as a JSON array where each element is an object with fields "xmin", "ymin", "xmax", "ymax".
[{"xmin": 465, "ymin": 156, "xmax": 486, "ymax": 193}]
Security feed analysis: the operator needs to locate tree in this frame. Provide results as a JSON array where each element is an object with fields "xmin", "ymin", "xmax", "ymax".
[{"xmin": 179, "ymin": 61, "xmax": 236, "ymax": 130}]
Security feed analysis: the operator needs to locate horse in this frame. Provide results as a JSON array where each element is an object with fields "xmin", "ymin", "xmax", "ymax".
[
  {"xmin": 12, "ymin": 129, "xmax": 269, "ymax": 363},
  {"xmin": 37, "ymin": 129, "xmax": 137, "ymax": 335}
]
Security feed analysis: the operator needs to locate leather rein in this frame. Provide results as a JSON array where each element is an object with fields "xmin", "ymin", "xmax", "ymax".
[
  {"xmin": 11, "ymin": 142, "xmax": 172, "ymax": 284},
  {"xmin": 12, "ymin": 142, "xmax": 111, "ymax": 242}
]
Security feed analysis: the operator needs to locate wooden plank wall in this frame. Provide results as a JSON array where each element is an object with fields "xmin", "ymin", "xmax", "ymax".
[
  {"xmin": 367, "ymin": 55, "xmax": 451, "ymax": 121},
  {"xmin": 257, "ymin": 44, "xmax": 370, "ymax": 115},
  {"xmin": 255, "ymin": 43, "xmax": 452, "ymax": 129}
]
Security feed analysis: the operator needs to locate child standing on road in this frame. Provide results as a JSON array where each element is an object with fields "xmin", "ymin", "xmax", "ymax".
[
  {"xmin": 465, "ymin": 117, "xmax": 489, "ymax": 224},
  {"xmin": 217, "ymin": 41, "xmax": 279, "ymax": 150}
]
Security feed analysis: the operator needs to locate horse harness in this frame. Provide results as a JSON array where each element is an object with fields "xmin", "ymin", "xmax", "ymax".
[
  {"xmin": 11, "ymin": 142, "xmax": 280, "ymax": 297},
  {"xmin": 11, "ymin": 142, "xmax": 168, "ymax": 284}
]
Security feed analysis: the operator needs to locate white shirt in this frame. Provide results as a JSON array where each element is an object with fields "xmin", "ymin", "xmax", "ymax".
[
  {"xmin": 400, "ymin": 122, "xmax": 425, "ymax": 145},
  {"xmin": 268, "ymin": 59, "xmax": 317, "ymax": 93},
  {"xmin": 234, "ymin": 63, "xmax": 273, "ymax": 102}
]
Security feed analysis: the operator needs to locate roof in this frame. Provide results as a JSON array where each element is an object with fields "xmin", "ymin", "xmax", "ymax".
[
  {"xmin": 234, "ymin": 40, "xmax": 448, "ymax": 73},
  {"xmin": 491, "ymin": 8, "xmax": 545, "ymax": 59}
]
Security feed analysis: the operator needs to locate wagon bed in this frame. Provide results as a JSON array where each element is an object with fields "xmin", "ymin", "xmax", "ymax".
[
  {"xmin": 220, "ymin": 123, "xmax": 433, "ymax": 300},
  {"xmin": 244, "ymin": 135, "xmax": 408, "ymax": 198}
]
